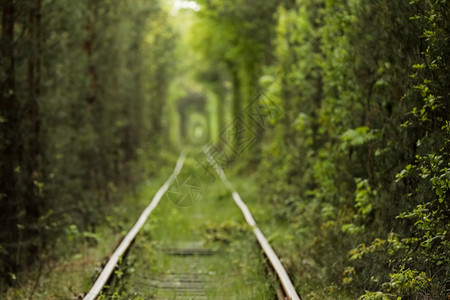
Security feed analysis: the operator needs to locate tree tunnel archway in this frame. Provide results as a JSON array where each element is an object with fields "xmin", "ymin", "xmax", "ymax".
[{"xmin": 176, "ymin": 91, "xmax": 210, "ymax": 145}]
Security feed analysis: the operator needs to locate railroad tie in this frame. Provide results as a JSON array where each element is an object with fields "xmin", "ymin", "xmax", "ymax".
[{"xmin": 129, "ymin": 241, "xmax": 222, "ymax": 300}]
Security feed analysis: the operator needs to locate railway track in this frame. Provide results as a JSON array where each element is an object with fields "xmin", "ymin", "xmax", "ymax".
[{"xmin": 84, "ymin": 152, "xmax": 301, "ymax": 300}]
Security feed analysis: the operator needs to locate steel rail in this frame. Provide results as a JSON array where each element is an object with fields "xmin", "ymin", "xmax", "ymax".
[
  {"xmin": 84, "ymin": 152, "xmax": 186, "ymax": 300},
  {"xmin": 205, "ymin": 151, "xmax": 301, "ymax": 300}
]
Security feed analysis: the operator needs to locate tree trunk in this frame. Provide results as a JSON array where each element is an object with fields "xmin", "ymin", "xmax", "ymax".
[
  {"xmin": 228, "ymin": 64, "xmax": 243, "ymax": 156},
  {"xmin": 0, "ymin": 0, "xmax": 18, "ymax": 284},
  {"xmin": 23, "ymin": 0, "xmax": 43, "ymax": 264}
]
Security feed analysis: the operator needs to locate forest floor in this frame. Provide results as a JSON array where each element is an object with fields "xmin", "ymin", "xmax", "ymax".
[{"xmin": 3, "ymin": 162, "xmax": 174, "ymax": 299}]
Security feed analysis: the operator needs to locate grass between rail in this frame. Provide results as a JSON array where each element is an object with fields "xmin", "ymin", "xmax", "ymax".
[{"xmin": 98, "ymin": 157, "xmax": 279, "ymax": 299}]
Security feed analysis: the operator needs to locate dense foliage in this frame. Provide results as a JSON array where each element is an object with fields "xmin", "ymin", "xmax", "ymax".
[
  {"xmin": 192, "ymin": 0, "xmax": 449, "ymax": 298},
  {"xmin": 1, "ymin": 0, "xmax": 448, "ymax": 298},
  {"xmin": 0, "ymin": 0, "xmax": 175, "ymax": 289}
]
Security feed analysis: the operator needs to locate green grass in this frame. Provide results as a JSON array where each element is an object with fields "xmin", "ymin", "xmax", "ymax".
[
  {"xmin": 228, "ymin": 164, "xmax": 354, "ymax": 299},
  {"xmin": 106, "ymin": 157, "xmax": 278, "ymax": 299}
]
